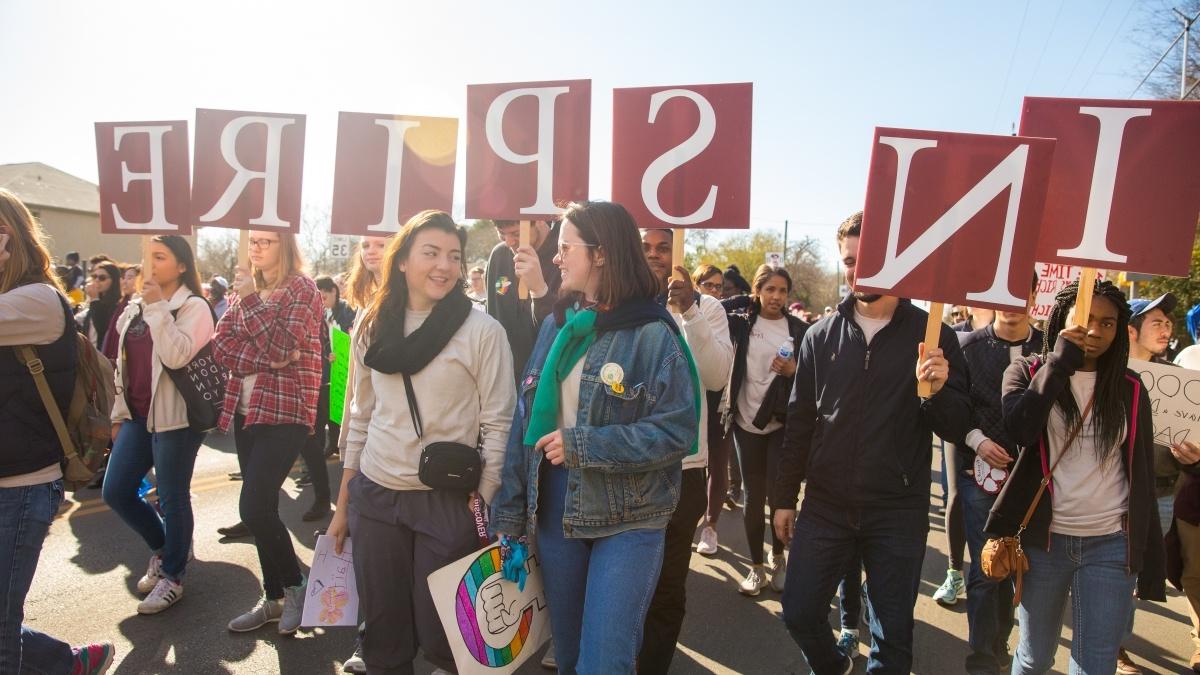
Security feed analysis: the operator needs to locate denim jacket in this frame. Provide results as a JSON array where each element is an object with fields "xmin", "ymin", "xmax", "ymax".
[{"xmin": 490, "ymin": 313, "xmax": 698, "ymax": 539}]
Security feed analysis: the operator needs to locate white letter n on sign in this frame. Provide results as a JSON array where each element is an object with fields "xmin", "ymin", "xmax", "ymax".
[{"xmin": 855, "ymin": 137, "xmax": 1031, "ymax": 307}]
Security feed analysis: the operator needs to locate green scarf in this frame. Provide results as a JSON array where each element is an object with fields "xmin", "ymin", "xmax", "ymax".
[{"xmin": 522, "ymin": 307, "xmax": 701, "ymax": 455}]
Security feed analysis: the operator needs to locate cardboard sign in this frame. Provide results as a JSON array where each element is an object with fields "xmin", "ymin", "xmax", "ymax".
[
  {"xmin": 855, "ymin": 128, "xmax": 1056, "ymax": 312},
  {"xmin": 612, "ymin": 82, "xmax": 752, "ymax": 229},
  {"xmin": 1129, "ymin": 360, "xmax": 1200, "ymax": 447},
  {"xmin": 331, "ymin": 112, "xmax": 458, "ymax": 235},
  {"xmin": 329, "ymin": 328, "xmax": 351, "ymax": 425},
  {"xmin": 95, "ymin": 121, "xmax": 192, "ymax": 235},
  {"xmin": 1021, "ymin": 97, "xmax": 1200, "ymax": 276},
  {"xmin": 301, "ymin": 535, "xmax": 358, "ymax": 628},
  {"xmin": 1030, "ymin": 263, "xmax": 1106, "ymax": 321},
  {"xmin": 192, "ymin": 108, "xmax": 306, "ymax": 232},
  {"xmin": 465, "ymin": 79, "xmax": 591, "ymax": 220},
  {"xmin": 427, "ymin": 543, "xmax": 550, "ymax": 675}
]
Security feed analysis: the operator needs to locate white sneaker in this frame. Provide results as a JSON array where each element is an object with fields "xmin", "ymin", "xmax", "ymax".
[
  {"xmin": 342, "ymin": 647, "xmax": 365, "ymax": 673},
  {"xmin": 279, "ymin": 577, "xmax": 307, "ymax": 634},
  {"xmin": 540, "ymin": 638, "xmax": 556, "ymax": 669},
  {"xmin": 137, "ymin": 577, "xmax": 183, "ymax": 614},
  {"xmin": 136, "ymin": 555, "xmax": 163, "ymax": 594},
  {"xmin": 739, "ymin": 565, "xmax": 768, "ymax": 596},
  {"xmin": 768, "ymin": 551, "xmax": 787, "ymax": 592},
  {"xmin": 696, "ymin": 526, "xmax": 719, "ymax": 556}
]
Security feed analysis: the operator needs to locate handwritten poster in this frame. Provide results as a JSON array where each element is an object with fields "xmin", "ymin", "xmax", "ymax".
[
  {"xmin": 427, "ymin": 543, "xmax": 551, "ymax": 675},
  {"xmin": 1130, "ymin": 360, "xmax": 1200, "ymax": 447},
  {"xmin": 1031, "ymin": 263, "xmax": 1106, "ymax": 321},
  {"xmin": 302, "ymin": 535, "xmax": 358, "ymax": 628},
  {"xmin": 329, "ymin": 328, "xmax": 351, "ymax": 425}
]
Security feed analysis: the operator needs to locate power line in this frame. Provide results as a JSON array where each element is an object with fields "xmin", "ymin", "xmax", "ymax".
[
  {"xmin": 991, "ymin": 0, "xmax": 1032, "ymax": 132},
  {"xmin": 1024, "ymin": 0, "xmax": 1067, "ymax": 94},
  {"xmin": 1080, "ymin": 0, "xmax": 1137, "ymax": 94},
  {"xmin": 1062, "ymin": 0, "xmax": 1117, "ymax": 91}
]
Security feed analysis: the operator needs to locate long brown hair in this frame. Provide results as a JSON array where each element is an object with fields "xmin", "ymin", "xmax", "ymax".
[
  {"xmin": 0, "ymin": 188, "xmax": 63, "ymax": 295},
  {"xmin": 357, "ymin": 210, "xmax": 466, "ymax": 345},
  {"xmin": 561, "ymin": 201, "xmax": 659, "ymax": 307},
  {"xmin": 345, "ymin": 237, "xmax": 382, "ymax": 310},
  {"xmin": 253, "ymin": 231, "xmax": 305, "ymax": 290},
  {"xmin": 151, "ymin": 235, "xmax": 204, "ymax": 298}
]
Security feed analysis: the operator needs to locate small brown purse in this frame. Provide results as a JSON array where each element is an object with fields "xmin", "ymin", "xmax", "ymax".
[{"xmin": 981, "ymin": 395, "xmax": 1094, "ymax": 606}]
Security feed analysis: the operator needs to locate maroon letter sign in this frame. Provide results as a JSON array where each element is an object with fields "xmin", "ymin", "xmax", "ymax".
[
  {"xmin": 192, "ymin": 108, "xmax": 306, "ymax": 232},
  {"xmin": 612, "ymin": 82, "xmax": 752, "ymax": 229},
  {"xmin": 331, "ymin": 112, "xmax": 458, "ymax": 235},
  {"xmin": 465, "ymin": 79, "xmax": 590, "ymax": 220},
  {"xmin": 95, "ymin": 121, "xmax": 191, "ymax": 235},
  {"xmin": 854, "ymin": 128, "xmax": 1056, "ymax": 312},
  {"xmin": 1021, "ymin": 97, "xmax": 1200, "ymax": 276}
]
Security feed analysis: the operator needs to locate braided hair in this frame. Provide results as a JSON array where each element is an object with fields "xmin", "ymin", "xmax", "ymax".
[{"xmin": 1040, "ymin": 279, "xmax": 1131, "ymax": 461}]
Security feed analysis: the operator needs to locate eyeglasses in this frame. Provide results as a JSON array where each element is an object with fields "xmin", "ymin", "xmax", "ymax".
[
  {"xmin": 699, "ymin": 281, "xmax": 722, "ymax": 291},
  {"xmin": 248, "ymin": 238, "xmax": 278, "ymax": 250},
  {"xmin": 557, "ymin": 240, "xmax": 597, "ymax": 257},
  {"xmin": 90, "ymin": 273, "xmax": 109, "ymax": 282}
]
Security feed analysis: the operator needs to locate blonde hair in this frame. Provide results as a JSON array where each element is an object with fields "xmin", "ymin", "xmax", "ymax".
[
  {"xmin": 253, "ymin": 231, "xmax": 305, "ymax": 290},
  {"xmin": 345, "ymin": 238, "xmax": 380, "ymax": 310},
  {"xmin": 0, "ymin": 188, "xmax": 63, "ymax": 295}
]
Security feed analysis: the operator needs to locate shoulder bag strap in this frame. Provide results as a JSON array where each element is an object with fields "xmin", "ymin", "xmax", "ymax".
[
  {"xmin": 401, "ymin": 372, "xmax": 423, "ymax": 440},
  {"xmin": 15, "ymin": 345, "xmax": 74, "ymax": 455},
  {"xmin": 1017, "ymin": 393, "xmax": 1096, "ymax": 532}
]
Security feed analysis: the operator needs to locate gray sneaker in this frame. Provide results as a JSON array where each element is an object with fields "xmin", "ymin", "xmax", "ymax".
[
  {"xmin": 279, "ymin": 577, "xmax": 307, "ymax": 634},
  {"xmin": 227, "ymin": 596, "xmax": 283, "ymax": 632}
]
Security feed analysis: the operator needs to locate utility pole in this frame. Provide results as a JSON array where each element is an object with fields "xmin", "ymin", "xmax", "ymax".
[
  {"xmin": 782, "ymin": 219, "xmax": 789, "ymax": 263},
  {"xmin": 1176, "ymin": 7, "xmax": 1196, "ymax": 99}
]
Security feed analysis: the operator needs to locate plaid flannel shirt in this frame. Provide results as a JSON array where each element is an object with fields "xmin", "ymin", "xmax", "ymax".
[{"xmin": 213, "ymin": 274, "xmax": 324, "ymax": 433}]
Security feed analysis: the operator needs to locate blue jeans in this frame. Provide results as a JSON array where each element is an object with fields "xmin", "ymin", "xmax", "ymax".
[
  {"xmin": 781, "ymin": 499, "xmax": 928, "ymax": 675},
  {"xmin": 102, "ymin": 417, "xmax": 205, "ymax": 581},
  {"xmin": 1012, "ymin": 531, "xmax": 1136, "ymax": 675},
  {"xmin": 1, "ymin": 479, "xmax": 73, "ymax": 674},
  {"xmin": 536, "ymin": 463, "xmax": 666, "ymax": 674},
  {"xmin": 959, "ymin": 472, "xmax": 1015, "ymax": 674}
]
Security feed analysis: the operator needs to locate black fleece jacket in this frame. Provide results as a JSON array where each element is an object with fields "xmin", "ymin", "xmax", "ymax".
[
  {"xmin": 773, "ymin": 295, "xmax": 971, "ymax": 511},
  {"xmin": 985, "ymin": 338, "xmax": 1166, "ymax": 602}
]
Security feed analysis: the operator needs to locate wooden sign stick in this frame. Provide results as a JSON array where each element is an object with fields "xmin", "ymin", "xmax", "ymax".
[
  {"xmin": 672, "ymin": 229, "xmax": 687, "ymax": 283},
  {"xmin": 238, "ymin": 229, "xmax": 250, "ymax": 271},
  {"xmin": 518, "ymin": 220, "xmax": 531, "ymax": 300},
  {"xmin": 1073, "ymin": 267, "xmax": 1097, "ymax": 328},
  {"xmin": 917, "ymin": 302, "xmax": 945, "ymax": 397},
  {"xmin": 140, "ymin": 235, "xmax": 153, "ymax": 293}
]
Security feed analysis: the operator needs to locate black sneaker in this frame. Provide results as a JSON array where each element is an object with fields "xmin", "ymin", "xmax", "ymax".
[
  {"xmin": 218, "ymin": 522, "xmax": 251, "ymax": 538},
  {"xmin": 302, "ymin": 505, "xmax": 331, "ymax": 522}
]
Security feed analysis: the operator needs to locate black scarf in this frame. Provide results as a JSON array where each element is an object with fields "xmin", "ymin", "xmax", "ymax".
[{"xmin": 363, "ymin": 290, "xmax": 473, "ymax": 375}]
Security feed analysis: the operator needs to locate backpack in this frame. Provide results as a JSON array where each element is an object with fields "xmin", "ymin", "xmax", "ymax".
[{"xmin": 16, "ymin": 332, "xmax": 116, "ymax": 491}]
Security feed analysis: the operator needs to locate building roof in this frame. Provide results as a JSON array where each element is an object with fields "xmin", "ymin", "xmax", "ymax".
[{"xmin": 0, "ymin": 162, "xmax": 99, "ymax": 214}]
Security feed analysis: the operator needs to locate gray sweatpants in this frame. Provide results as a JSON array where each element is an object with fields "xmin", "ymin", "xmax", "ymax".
[{"xmin": 348, "ymin": 473, "xmax": 478, "ymax": 675}]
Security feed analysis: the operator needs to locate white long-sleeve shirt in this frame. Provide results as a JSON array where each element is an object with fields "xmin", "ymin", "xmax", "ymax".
[
  {"xmin": 672, "ymin": 293, "xmax": 734, "ymax": 470},
  {"xmin": 343, "ymin": 307, "xmax": 515, "ymax": 505}
]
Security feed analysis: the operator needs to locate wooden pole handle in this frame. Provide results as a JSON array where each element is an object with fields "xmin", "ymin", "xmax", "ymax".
[
  {"xmin": 672, "ymin": 229, "xmax": 687, "ymax": 283},
  {"xmin": 238, "ymin": 229, "xmax": 250, "ymax": 270},
  {"xmin": 517, "ymin": 220, "xmax": 531, "ymax": 300},
  {"xmin": 140, "ymin": 235, "xmax": 152, "ymax": 293},
  {"xmin": 1073, "ymin": 267, "xmax": 1097, "ymax": 328},
  {"xmin": 917, "ymin": 302, "xmax": 945, "ymax": 397}
]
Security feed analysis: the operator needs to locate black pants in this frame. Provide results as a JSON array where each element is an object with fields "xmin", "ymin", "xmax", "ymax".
[
  {"xmin": 638, "ymin": 468, "xmax": 708, "ymax": 674},
  {"xmin": 233, "ymin": 415, "xmax": 306, "ymax": 599},
  {"xmin": 733, "ymin": 425, "xmax": 785, "ymax": 565},
  {"xmin": 348, "ymin": 474, "xmax": 477, "ymax": 675},
  {"xmin": 299, "ymin": 385, "xmax": 332, "ymax": 505}
]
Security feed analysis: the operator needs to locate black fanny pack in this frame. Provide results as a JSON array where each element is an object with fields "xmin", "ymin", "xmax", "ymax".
[{"xmin": 402, "ymin": 372, "xmax": 481, "ymax": 493}]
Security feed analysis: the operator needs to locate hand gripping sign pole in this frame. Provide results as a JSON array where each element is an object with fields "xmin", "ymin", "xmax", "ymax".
[{"xmin": 916, "ymin": 303, "xmax": 945, "ymax": 398}]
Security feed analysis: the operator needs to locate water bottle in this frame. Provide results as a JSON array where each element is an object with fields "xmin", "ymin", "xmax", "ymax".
[{"xmin": 778, "ymin": 337, "xmax": 795, "ymax": 360}]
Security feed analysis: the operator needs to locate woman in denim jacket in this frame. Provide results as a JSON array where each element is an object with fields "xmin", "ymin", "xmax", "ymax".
[{"xmin": 491, "ymin": 201, "xmax": 699, "ymax": 674}]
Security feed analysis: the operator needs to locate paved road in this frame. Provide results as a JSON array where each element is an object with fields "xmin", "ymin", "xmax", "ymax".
[{"xmin": 24, "ymin": 433, "xmax": 1198, "ymax": 673}]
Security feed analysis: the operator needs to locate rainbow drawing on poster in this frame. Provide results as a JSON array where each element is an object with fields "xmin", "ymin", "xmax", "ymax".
[{"xmin": 456, "ymin": 547, "xmax": 533, "ymax": 666}]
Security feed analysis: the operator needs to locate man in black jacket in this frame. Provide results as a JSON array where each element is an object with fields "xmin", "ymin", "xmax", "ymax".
[
  {"xmin": 772, "ymin": 212, "xmax": 971, "ymax": 674},
  {"xmin": 955, "ymin": 281, "xmax": 1042, "ymax": 675},
  {"xmin": 485, "ymin": 219, "xmax": 560, "ymax": 379}
]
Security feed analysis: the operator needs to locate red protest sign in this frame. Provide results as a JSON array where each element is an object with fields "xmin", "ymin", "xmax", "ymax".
[
  {"xmin": 95, "ymin": 121, "xmax": 191, "ymax": 235},
  {"xmin": 465, "ymin": 79, "xmax": 590, "ymax": 220},
  {"xmin": 612, "ymin": 82, "xmax": 752, "ymax": 229},
  {"xmin": 1021, "ymin": 97, "xmax": 1200, "ymax": 277},
  {"xmin": 854, "ymin": 128, "xmax": 1056, "ymax": 313},
  {"xmin": 192, "ymin": 108, "xmax": 306, "ymax": 232},
  {"xmin": 331, "ymin": 112, "xmax": 458, "ymax": 235}
]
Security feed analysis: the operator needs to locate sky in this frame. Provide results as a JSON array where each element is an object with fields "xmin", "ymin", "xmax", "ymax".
[{"xmin": 0, "ymin": 0, "xmax": 1174, "ymax": 265}]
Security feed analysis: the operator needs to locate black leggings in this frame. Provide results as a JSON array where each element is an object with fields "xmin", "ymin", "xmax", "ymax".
[
  {"xmin": 945, "ymin": 444, "xmax": 966, "ymax": 571},
  {"xmin": 733, "ymin": 425, "xmax": 785, "ymax": 565},
  {"xmin": 299, "ymin": 385, "xmax": 331, "ymax": 505}
]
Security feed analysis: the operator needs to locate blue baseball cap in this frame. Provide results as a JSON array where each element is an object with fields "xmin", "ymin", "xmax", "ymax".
[{"xmin": 1129, "ymin": 292, "xmax": 1177, "ymax": 319}]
